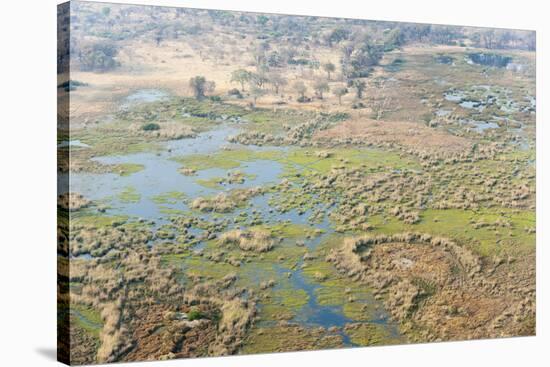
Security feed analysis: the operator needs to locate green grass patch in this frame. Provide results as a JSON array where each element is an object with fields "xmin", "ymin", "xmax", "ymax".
[
  {"xmin": 196, "ymin": 177, "xmax": 225, "ymax": 189},
  {"xmin": 114, "ymin": 163, "xmax": 144, "ymax": 176},
  {"xmin": 118, "ymin": 186, "xmax": 141, "ymax": 203},
  {"xmin": 70, "ymin": 305, "xmax": 103, "ymax": 337},
  {"xmin": 71, "ymin": 214, "xmax": 128, "ymax": 228},
  {"xmin": 151, "ymin": 191, "xmax": 186, "ymax": 204},
  {"xmin": 173, "ymin": 149, "xmax": 284, "ymax": 171},
  {"xmin": 345, "ymin": 323, "xmax": 400, "ymax": 346},
  {"xmin": 281, "ymin": 147, "xmax": 420, "ymax": 176},
  {"xmin": 368, "ymin": 207, "xmax": 535, "ymax": 257}
]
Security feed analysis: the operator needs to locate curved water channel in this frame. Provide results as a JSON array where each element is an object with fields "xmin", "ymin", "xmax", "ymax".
[{"xmin": 65, "ymin": 90, "xmax": 402, "ymax": 348}]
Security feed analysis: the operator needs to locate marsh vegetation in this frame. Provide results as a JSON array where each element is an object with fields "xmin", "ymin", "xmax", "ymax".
[{"xmin": 58, "ymin": 2, "xmax": 535, "ymax": 364}]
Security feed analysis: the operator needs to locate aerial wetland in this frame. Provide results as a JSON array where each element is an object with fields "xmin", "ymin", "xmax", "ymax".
[{"xmin": 58, "ymin": 2, "xmax": 535, "ymax": 364}]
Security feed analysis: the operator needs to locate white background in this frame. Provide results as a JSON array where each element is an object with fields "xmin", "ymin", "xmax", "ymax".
[{"xmin": 0, "ymin": 0, "xmax": 547, "ymax": 365}]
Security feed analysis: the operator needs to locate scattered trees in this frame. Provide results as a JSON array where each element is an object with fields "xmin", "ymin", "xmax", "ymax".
[
  {"xmin": 470, "ymin": 29, "xmax": 535, "ymax": 51},
  {"xmin": 189, "ymin": 76, "xmax": 216, "ymax": 99},
  {"xmin": 79, "ymin": 42, "xmax": 119, "ymax": 72}
]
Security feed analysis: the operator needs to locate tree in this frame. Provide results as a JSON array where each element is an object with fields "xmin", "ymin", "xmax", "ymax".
[
  {"xmin": 383, "ymin": 28, "xmax": 404, "ymax": 51},
  {"xmin": 101, "ymin": 7, "xmax": 111, "ymax": 17},
  {"xmin": 230, "ymin": 69, "xmax": 251, "ymax": 91},
  {"xmin": 480, "ymin": 30, "xmax": 496, "ymax": 49},
  {"xmin": 342, "ymin": 41, "xmax": 382, "ymax": 79},
  {"xmin": 206, "ymin": 80, "xmax": 216, "ymax": 95},
  {"xmin": 292, "ymin": 81, "xmax": 307, "ymax": 99},
  {"xmin": 155, "ymin": 30, "xmax": 163, "ymax": 47},
  {"xmin": 257, "ymin": 15, "xmax": 269, "ymax": 26},
  {"xmin": 322, "ymin": 62, "xmax": 336, "ymax": 80},
  {"xmin": 253, "ymin": 42, "xmax": 270, "ymax": 67},
  {"xmin": 189, "ymin": 76, "xmax": 215, "ymax": 99},
  {"xmin": 324, "ymin": 27, "xmax": 351, "ymax": 47},
  {"xmin": 268, "ymin": 72, "xmax": 287, "ymax": 94},
  {"xmin": 351, "ymin": 79, "xmax": 366, "ymax": 99},
  {"xmin": 249, "ymin": 86, "xmax": 266, "ymax": 108},
  {"xmin": 249, "ymin": 71, "xmax": 269, "ymax": 89},
  {"xmin": 313, "ymin": 79, "xmax": 330, "ymax": 99},
  {"xmin": 333, "ymin": 86, "xmax": 348, "ymax": 105},
  {"xmin": 267, "ymin": 51, "xmax": 283, "ymax": 68},
  {"xmin": 308, "ymin": 59, "xmax": 320, "ymax": 71}
]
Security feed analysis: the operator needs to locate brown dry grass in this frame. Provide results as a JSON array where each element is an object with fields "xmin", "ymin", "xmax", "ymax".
[
  {"xmin": 219, "ymin": 228, "xmax": 275, "ymax": 252},
  {"xmin": 328, "ymin": 232, "xmax": 535, "ymax": 342},
  {"xmin": 314, "ymin": 116, "xmax": 473, "ymax": 155}
]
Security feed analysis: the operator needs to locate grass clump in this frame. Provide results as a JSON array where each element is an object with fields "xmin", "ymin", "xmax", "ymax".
[
  {"xmin": 219, "ymin": 228, "xmax": 275, "ymax": 252},
  {"xmin": 173, "ymin": 149, "xmax": 283, "ymax": 172}
]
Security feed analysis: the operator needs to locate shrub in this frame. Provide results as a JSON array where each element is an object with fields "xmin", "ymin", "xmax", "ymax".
[
  {"xmin": 188, "ymin": 308, "xmax": 206, "ymax": 321},
  {"xmin": 142, "ymin": 122, "xmax": 160, "ymax": 131},
  {"xmin": 58, "ymin": 80, "xmax": 88, "ymax": 92},
  {"xmin": 189, "ymin": 76, "xmax": 215, "ymax": 99},
  {"xmin": 227, "ymin": 88, "xmax": 243, "ymax": 98}
]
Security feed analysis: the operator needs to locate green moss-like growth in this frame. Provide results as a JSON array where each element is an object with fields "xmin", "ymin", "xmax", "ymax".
[
  {"xmin": 282, "ymin": 147, "xmax": 420, "ymax": 176},
  {"xmin": 241, "ymin": 325, "xmax": 340, "ymax": 354},
  {"xmin": 118, "ymin": 186, "xmax": 141, "ymax": 203},
  {"xmin": 344, "ymin": 322, "xmax": 401, "ymax": 346},
  {"xmin": 151, "ymin": 191, "xmax": 186, "ymax": 204},
  {"xmin": 115, "ymin": 163, "xmax": 145, "ymax": 176},
  {"xmin": 368, "ymin": 207, "xmax": 535, "ymax": 257},
  {"xmin": 71, "ymin": 214, "xmax": 128, "ymax": 228},
  {"xmin": 70, "ymin": 305, "xmax": 103, "ymax": 337},
  {"xmin": 173, "ymin": 149, "xmax": 284, "ymax": 172},
  {"xmin": 188, "ymin": 308, "xmax": 207, "ymax": 321},
  {"xmin": 272, "ymin": 287, "xmax": 309, "ymax": 311}
]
